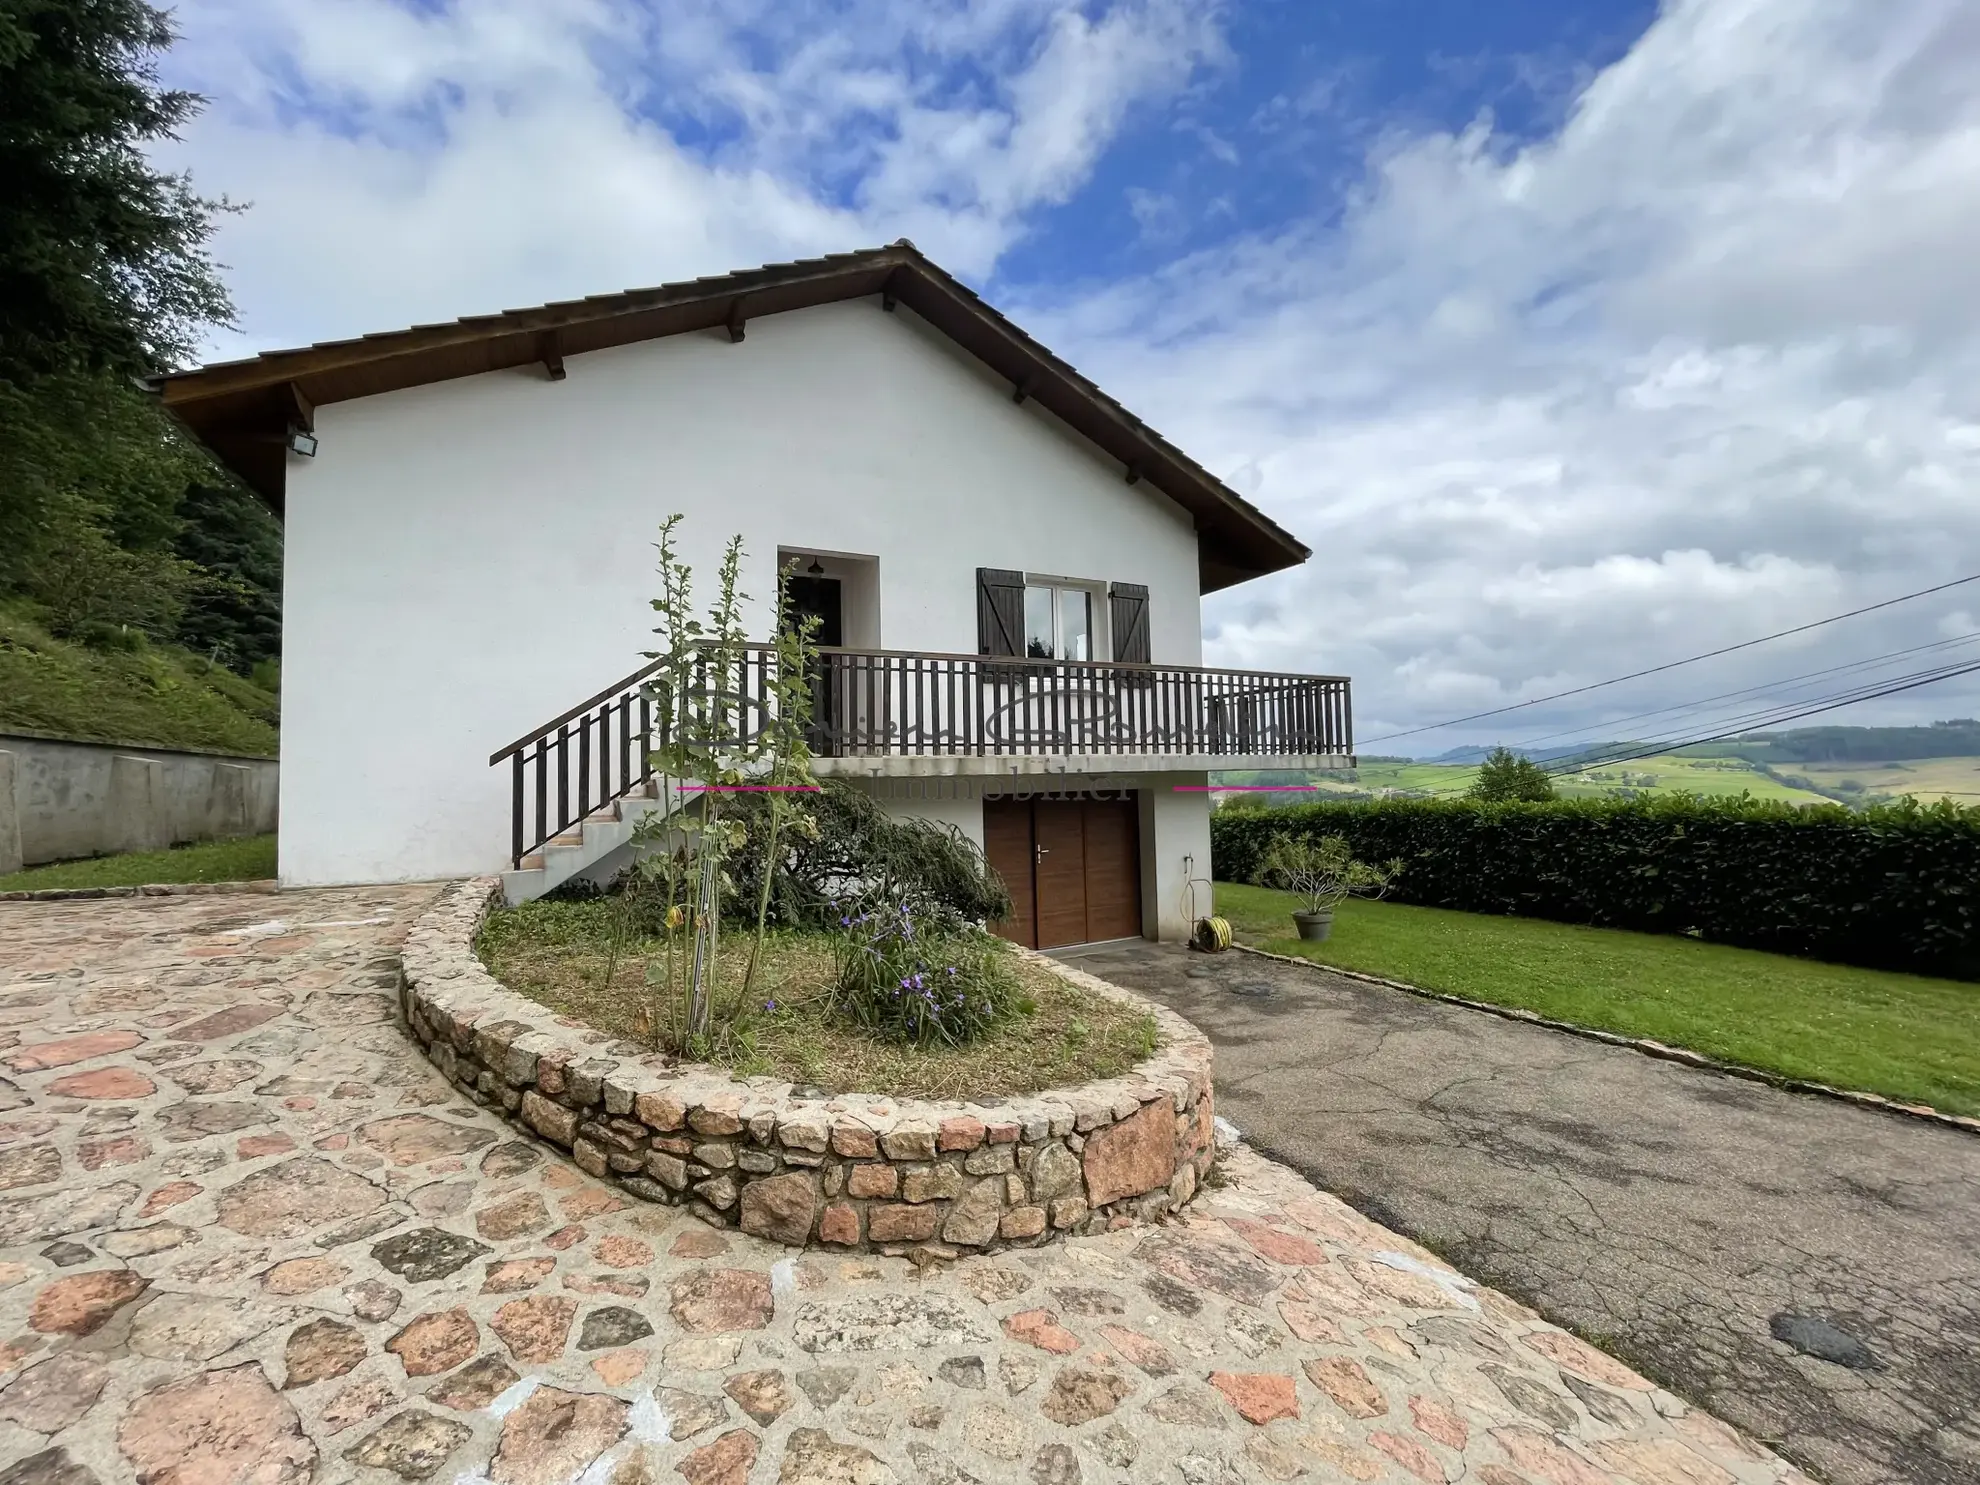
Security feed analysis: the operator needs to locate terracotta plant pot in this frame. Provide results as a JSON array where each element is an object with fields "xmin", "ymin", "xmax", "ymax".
[{"xmin": 1292, "ymin": 908, "xmax": 1334, "ymax": 941}]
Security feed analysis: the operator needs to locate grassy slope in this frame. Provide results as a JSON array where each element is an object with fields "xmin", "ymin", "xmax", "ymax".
[
  {"xmin": 1214, "ymin": 881, "xmax": 1980, "ymax": 1117},
  {"xmin": 0, "ymin": 833, "xmax": 277, "ymax": 891},
  {"xmin": 0, "ymin": 606, "xmax": 278, "ymax": 756}
]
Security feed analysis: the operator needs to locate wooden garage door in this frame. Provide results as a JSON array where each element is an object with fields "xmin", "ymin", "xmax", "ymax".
[{"xmin": 984, "ymin": 795, "xmax": 1141, "ymax": 949}]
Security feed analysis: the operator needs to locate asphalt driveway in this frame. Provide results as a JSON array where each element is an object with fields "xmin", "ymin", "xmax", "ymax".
[{"xmin": 1070, "ymin": 940, "xmax": 1980, "ymax": 1485}]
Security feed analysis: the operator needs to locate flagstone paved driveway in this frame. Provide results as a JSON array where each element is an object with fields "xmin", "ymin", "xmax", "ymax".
[
  {"xmin": 0, "ymin": 887, "xmax": 1814, "ymax": 1485},
  {"xmin": 1072, "ymin": 941, "xmax": 1980, "ymax": 1485}
]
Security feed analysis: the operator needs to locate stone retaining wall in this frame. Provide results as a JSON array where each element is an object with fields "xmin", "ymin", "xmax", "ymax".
[{"xmin": 400, "ymin": 878, "xmax": 1216, "ymax": 1255}]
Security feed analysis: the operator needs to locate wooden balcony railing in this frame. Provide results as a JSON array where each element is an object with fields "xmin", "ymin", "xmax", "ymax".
[{"xmin": 490, "ymin": 645, "xmax": 1352, "ymax": 867}]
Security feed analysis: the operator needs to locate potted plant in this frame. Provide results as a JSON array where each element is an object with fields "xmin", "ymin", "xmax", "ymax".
[{"xmin": 1254, "ymin": 834, "xmax": 1401, "ymax": 940}]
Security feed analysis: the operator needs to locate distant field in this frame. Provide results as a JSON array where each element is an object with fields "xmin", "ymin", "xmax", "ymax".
[
  {"xmin": 1550, "ymin": 756, "xmax": 1830, "ymax": 804},
  {"xmin": 1786, "ymin": 756, "xmax": 1980, "ymax": 804},
  {"xmin": 1229, "ymin": 754, "xmax": 1833, "ymax": 805}
]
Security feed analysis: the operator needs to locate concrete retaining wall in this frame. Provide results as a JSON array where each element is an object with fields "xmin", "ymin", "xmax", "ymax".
[{"xmin": 0, "ymin": 733, "xmax": 278, "ymax": 874}]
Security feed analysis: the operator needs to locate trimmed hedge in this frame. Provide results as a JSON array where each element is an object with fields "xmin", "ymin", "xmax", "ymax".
[{"xmin": 1211, "ymin": 795, "xmax": 1980, "ymax": 980}]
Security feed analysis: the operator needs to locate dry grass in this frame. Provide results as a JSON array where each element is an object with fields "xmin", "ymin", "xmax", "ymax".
[
  {"xmin": 475, "ymin": 897, "xmax": 1161, "ymax": 1100},
  {"xmin": 1790, "ymin": 756, "xmax": 1980, "ymax": 804}
]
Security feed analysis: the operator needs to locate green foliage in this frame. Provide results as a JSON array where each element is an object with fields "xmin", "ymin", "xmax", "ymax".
[
  {"xmin": 1211, "ymin": 794, "xmax": 1980, "ymax": 979},
  {"xmin": 0, "ymin": 370, "xmax": 211, "ymax": 593},
  {"xmin": 174, "ymin": 482, "xmax": 283, "ymax": 673},
  {"xmin": 830, "ymin": 901, "xmax": 1025, "ymax": 1046},
  {"xmin": 0, "ymin": 602, "xmax": 278, "ymax": 753},
  {"xmin": 723, "ymin": 778, "xmax": 1012, "ymax": 931},
  {"xmin": 0, "ymin": 832, "xmax": 274, "ymax": 891},
  {"xmin": 1253, "ymin": 833, "xmax": 1400, "ymax": 913},
  {"xmin": 0, "ymin": 0, "xmax": 235, "ymax": 381},
  {"xmin": 1468, "ymin": 746, "xmax": 1557, "ymax": 802},
  {"xmin": 620, "ymin": 517, "xmax": 758, "ymax": 1052},
  {"xmin": 617, "ymin": 517, "xmax": 829, "ymax": 1054}
]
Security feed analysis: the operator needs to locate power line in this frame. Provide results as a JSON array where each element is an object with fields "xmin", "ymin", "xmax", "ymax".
[
  {"xmin": 1549, "ymin": 657, "xmax": 1980, "ymax": 772},
  {"xmin": 1500, "ymin": 631, "xmax": 1980, "ymax": 755},
  {"xmin": 1360, "ymin": 570, "xmax": 1980, "ymax": 747},
  {"xmin": 1544, "ymin": 658, "xmax": 1980, "ymax": 776}
]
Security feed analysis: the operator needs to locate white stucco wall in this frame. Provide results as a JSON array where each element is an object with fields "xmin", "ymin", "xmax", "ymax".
[{"xmin": 281, "ymin": 298, "xmax": 1204, "ymax": 886}]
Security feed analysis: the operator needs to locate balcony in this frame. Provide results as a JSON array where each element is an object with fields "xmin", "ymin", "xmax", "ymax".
[
  {"xmin": 798, "ymin": 646, "xmax": 1351, "ymax": 774},
  {"xmin": 493, "ymin": 644, "xmax": 1352, "ymax": 867}
]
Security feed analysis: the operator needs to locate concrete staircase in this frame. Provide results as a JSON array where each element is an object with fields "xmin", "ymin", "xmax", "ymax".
[{"xmin": 500, "ymin": 778, "xmax": 689, "ymax": 905}]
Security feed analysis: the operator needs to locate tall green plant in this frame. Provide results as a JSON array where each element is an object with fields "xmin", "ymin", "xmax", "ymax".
[
  {"xmin": 616, "ymin": 517, "xmax": 818, "ymax": 1055},
  {"xmin": 743, "ymin": 567, "xmax": 820, "ymax": 997}
]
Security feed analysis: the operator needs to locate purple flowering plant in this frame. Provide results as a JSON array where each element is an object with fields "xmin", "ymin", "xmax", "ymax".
[{"xmin": 829, "ymin": 896, "xmax": 1021, "ymax": 1047}]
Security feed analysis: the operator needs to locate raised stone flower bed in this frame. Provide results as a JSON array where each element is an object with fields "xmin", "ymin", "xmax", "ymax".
[{"xmin": 401, "ymin": 878, "xmax": 1216, "ymax": 1254}]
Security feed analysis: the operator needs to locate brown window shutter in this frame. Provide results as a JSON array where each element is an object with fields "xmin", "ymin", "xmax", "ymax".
[
  {"xmin": 978, "ymin": 568, "xmax": 1025, "ymax": 657},
  {"xmin": 1109, "ymin": 582, "xmax": 1150, "ymax": 663}
]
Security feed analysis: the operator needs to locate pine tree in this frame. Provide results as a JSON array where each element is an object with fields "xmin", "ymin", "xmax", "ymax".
[{"xmin": 0, "ymin": 0, "xmax": 234, "ymax": 381}]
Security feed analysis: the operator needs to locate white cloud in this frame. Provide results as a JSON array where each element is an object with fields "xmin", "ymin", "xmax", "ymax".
[
  {"xmin": 158, "ymin": 0, "xmax": 1225, "ymax": 354},
  {"xmin": 1023, "ymin": 0, "xmax": 1980, "ymax": 747},
  {"xmin": 155, "ymin": 0, "xmax": 1980, "ymax": 749}
]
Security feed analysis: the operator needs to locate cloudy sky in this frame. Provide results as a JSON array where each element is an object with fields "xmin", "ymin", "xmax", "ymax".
[{"xmin": 158, "ymin": 0, "xmax": 1980, "ymax": 756}]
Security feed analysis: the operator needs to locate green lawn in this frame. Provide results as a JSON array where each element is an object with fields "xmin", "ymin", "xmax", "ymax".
[
  {"xmin": 1213, "ymin": 881, "xmax": 1980, "ymax": 1117},
  {"xmin": 0, "ymin": 833, "xmax": 278, "ymax": 892}
]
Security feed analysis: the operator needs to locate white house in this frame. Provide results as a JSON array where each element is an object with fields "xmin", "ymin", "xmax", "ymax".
[{"xmin": 155, "ymin": 243, "xmax": 1352, "ymax": 947}]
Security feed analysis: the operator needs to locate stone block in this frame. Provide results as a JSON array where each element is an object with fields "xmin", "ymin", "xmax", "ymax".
[
  {"xmin": 1082, "ymin": 1098, "xmax": 1175, "ymax": 1208},
  {"xmin": 1027, "ymin": 1143, "xmax": 1081, "ymax": 1203},
  {"xmin": 646, "ymin": 1152, "xmax": 689, "ymax": 1190},
  {"xmin": 941, "ymin": 1178, "xmax": 1005, "ymax": 1247},
  {"xmin": 695, "ymin": 1174, "xmax": 738, "ymax": 1210},
  {"xmin": 634, "ymin": 1091, "xmax": 685, "ymax": 1131},
  {"xmin": 847, "ymin": 1164, "xmax": 898, "ymax": 1199},
  {"xmin": 964, "ymin": 1145, "xmax": 1014, "ymax": 1176},
  {"xmin": 739, "ymin": 1172, "xmax": 818, "ymax": 1246},
  {"xmin": 1048, "ymin": 1197, "xmax": 1088, "ymax": 1230},
  {"xmin": 689, "ymin": 1101, "xmax": 744, "ymax": 1137},
  {"xmin": 819, "ymin": 1203, "xmax": 861, "ymax": 1245},
  {"xmin": 830, "ymin": 1123, "xmax": 879, "ymax": 1158},
  {"xmin": 938, "ymin": 1117, "xmax": 986, "ymax": 1151},
  {"xmin": 999, "ymin": 1207, "xmax": 1047, "ymax": 1240},
  {"xmin": 778, "ymin": 1115, "xmax": 830, "ymax": 1153},
  {"xmin": 566, "ymin": 1059, "xmax": 614, "ymax": 1106},
  {"xmin": 881, "ymin": 1123, "xmax": 937, "ymax": 1161},
  {"xmin": 521, "ymin": 1092, "xmax": 577, "ymax": 1147},
  {"xmin": 868, "ymin": 1204, "xmax": 939, "ymax": 1243},
  {"xmin": 902, "ymin": 1163, "xmax": 964, "ymax": 1204}
]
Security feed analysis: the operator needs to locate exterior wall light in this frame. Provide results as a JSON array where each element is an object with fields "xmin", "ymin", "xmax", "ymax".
[{"xmin": 287, "ymin": 429, "xmax": 318, "ymax": 457}]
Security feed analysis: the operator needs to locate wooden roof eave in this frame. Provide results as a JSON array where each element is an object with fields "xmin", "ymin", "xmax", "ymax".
[{"xmin": 150, "ymin": 244, "xmax": 1309, "ymax": 586}]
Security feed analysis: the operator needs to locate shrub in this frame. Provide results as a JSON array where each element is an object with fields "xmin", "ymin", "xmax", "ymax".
[
  {"xmin": 725, "ymin": 778, "xmax": 1012, "ymax": 930},
  {"xmin": 1212, "ymin": 794, "xmax": 1980, "ymax": 978},
  {"xmin": 1254, "ymin": 834, "xmax": 1401, "ymax": 913},
  {"xmin": 831, "ymin": 900, "xmax": 1026, "ymax": 1046}
]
